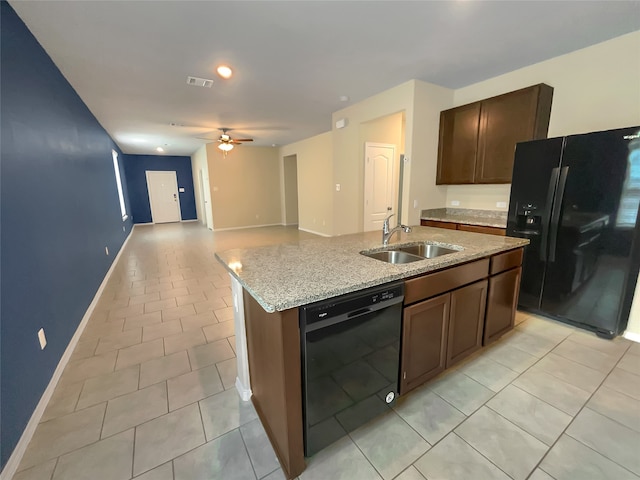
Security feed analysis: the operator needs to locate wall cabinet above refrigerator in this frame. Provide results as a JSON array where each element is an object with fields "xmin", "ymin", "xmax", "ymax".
[{"xmin": 436, "ymin": 83, "xmax": 554, "ymax": 185}]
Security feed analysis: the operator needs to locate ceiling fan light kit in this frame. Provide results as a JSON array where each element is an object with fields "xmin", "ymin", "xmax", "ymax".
[{"xmin": 215, "ymin": 128, "xmax": 254, "ymax": 155}]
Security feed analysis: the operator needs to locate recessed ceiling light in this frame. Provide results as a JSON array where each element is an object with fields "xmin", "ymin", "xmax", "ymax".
[
  {"xmin": 216, "ymin": 65, "xmax": 233, "ymax": 79},
  {"xmin": 156, "ymin": 147, "xmax": 164, "ymax": 152},
  {"xmin": 339, "ymin": 95, "xmax": 350, "ymax": 102}
]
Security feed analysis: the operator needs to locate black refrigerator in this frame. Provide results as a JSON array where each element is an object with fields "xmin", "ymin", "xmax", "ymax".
[{"xmin": 507, "ymin": 126, "xmax": 640, "ymax": 338}]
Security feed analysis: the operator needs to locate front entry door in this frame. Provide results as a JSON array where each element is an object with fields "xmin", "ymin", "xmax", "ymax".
[
  {"xmin": 364, "ymin": 143, "xmax": 396, "ymax": 231},
  {"xmin": 146, "ymin": 170, "xmax": 181, "ymax": 223}
]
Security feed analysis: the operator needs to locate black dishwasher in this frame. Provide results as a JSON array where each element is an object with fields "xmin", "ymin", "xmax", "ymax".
[{"xmin": 300, "ymin": 281, "xmax": 404, "ymax": 456}]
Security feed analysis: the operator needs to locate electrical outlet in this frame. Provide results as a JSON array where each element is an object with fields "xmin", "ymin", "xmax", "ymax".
[
  {"xmin": 413, "ymin": 200, "xmax": 418, "ymax": 209},
  {"xmin": 335, "ymin": 184, "xmax": 341, "ymax": 192},
  {"xmin": 496, "ymin": 201, "xmax": 507, "ymax": 208},
  {"xmin": 105, "ymin": 246, "xmax": 109, "ymax": 256},
  {"xmin": 451, "ymin": 200, "xmax": 460, "ymax": 206},
  {"xmin": 38, "ymin": 328, "xmax": 47, "ymax": 350}
]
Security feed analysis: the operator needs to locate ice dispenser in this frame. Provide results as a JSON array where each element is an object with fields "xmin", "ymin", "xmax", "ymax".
[{"xmin": 515, "ymin": 203, "xmax": 542, "ymax": 231}]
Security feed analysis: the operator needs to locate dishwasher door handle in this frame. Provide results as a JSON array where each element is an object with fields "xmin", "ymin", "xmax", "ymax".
[{"xmin": 304, "ymin": 296, "xmax": 404, "ymax": 333}]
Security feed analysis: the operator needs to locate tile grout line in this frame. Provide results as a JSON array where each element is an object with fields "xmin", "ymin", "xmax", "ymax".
[
  {"xmin": 237, "ymin": 423, "xmax": 260, "ymax": 480},
  {"xmin": 523, "ymin": 340, "xmax": 636, "ymax": 478},
  {"xmin": 413, "ymin": 329, "xmax": 579, "ymax": 479}
]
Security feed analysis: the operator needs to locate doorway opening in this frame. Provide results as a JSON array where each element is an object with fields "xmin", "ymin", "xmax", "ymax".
[{"xmin": 283, "ymin": 154, "xmax": 299, "ymax": 226}]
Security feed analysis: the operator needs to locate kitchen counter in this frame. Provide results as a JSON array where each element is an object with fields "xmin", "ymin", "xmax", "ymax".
[
  {"xmin": 215, "ymin": 226, "xmax": 527, "ymax": 313},
  {"xmin": 420, "ymin": 208, "xmax": 507, "ymax": 228}
]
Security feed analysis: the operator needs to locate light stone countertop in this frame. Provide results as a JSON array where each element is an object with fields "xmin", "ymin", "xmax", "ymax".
[
  {"xmin": 421, "ymin": 208, "xmax": 508, "ymax": 228},
  {"xmin": 215, "ymin": 226, "xmax": 528, "ymax": 313}
]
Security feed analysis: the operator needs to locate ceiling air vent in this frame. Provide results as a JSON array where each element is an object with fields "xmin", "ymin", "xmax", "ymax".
[{"xmin": 186, "ymin": 76, "xmax": 213, "ymax": 88}]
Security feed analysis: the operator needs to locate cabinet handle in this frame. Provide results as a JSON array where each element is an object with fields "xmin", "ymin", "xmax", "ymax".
[{"xmin": 403, "ymin": 372, "xmax": 407, "ymax": 379}]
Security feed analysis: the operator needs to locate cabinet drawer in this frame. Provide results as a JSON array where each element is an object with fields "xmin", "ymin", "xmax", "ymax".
[
  {"xmin": 490, "ymin": 248, "xmax": 523, "ymax": 275},
  {"xmin": 457, "ymin": 224, "xmax": 506, "ymax": 236},
  {"xmin": 405, "ymin": 259, "xmax": 489, "ymax": 305},
  {"xmin": 421, "ymin": 220, "xmax": 458, "ymax": 230}
]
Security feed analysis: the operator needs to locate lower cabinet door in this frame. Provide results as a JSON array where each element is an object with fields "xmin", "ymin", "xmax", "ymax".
[
  {"xmin": 446, "ymin": 279, "xmax": 488, "ymax": 368},
  {"xmin": 484, "ymin": 267, "xmax": 522, "ymax": 345},
  {"xmin": 400, "ymin": 293, "xmax": 450, "ymax": 395}
]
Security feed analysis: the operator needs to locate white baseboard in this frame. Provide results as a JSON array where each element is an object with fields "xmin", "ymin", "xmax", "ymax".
[
  {"xmin": 0, "ymin": 229, "xmax": 134, "ymax": 480},
  {"xmin": 181, "ymin": 219, "xmax": 198, "ymax": 223},
  {"xmin": 623, "ymin": 330, "xmax": 640, "ymax": 344},
  {"xmin": 213, "ymin": 223, "xmax": 282, "ymax": 232},
  {"xmin": 235, "ymin": 377, "xmax": 252, "ymax": 402},
  {"xmin": 298, "ymin": 227, "xmax": 331, "ymax": 237}
]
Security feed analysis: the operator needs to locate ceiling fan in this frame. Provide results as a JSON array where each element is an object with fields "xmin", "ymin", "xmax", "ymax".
[{"xmin": 216, "ymin": 128, "xmax": 253, "ymax": 153}]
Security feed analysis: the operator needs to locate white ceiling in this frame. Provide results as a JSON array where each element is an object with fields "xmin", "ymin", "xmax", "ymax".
[{"xmin": 9, "ymin": 1, "xmax": 640, "ymax": 156}]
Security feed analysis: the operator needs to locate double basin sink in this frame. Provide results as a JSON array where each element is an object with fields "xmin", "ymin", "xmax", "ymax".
[{"xmin": 361, "ymin": 242, "xmax": 459, "ymax": 264}]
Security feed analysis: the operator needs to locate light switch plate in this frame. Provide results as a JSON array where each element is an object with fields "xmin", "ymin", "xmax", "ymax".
[
  {"xmin": 496, "ymin": 201, "xmax": 507, "ymax": 208},
  {"xmin": 451, "ymin": 200, "xmax": 460, "ymax": 206}
]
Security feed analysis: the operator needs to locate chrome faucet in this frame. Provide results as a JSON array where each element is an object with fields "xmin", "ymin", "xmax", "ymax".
[{"xmin": 382, "ymin": 210, "xmax": 412, "ymax": 246}]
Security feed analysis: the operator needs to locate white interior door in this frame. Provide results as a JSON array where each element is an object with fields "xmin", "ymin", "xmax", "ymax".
[
  {"xmin": 364, "ymin": 143, "xmax": 396, "ymax": 231},
  {"xmin": 146, "ymin": 170, "xmax": 181, "ymax": 223}
]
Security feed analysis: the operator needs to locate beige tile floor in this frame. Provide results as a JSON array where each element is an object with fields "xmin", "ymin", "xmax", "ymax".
[{"xmin": 11, "ymin": 222, "xmax": 640, "ymax": 480}]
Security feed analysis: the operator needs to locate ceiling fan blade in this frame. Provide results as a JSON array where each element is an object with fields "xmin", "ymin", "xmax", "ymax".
[{"xmin": 233, "ymin": 138, "xmax": 254, "ymax": 142}]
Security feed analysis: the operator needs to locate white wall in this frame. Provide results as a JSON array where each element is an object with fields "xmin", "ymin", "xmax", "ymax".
[
  {"xmin": 331, "ymin": 80, "xmax": 454, "ymax": 234},
  {"xmin": 408, "ymin": 81, "xmax": 455, "ymax": 219},
  {"xmin": 627, "ymin": 280, "xmax": 640, "ymax": 342}
]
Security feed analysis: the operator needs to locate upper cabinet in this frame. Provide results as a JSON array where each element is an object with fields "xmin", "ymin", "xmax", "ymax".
[{"xmin": 437, "ymin": 84, "xmax": 553, "ymax": 185}]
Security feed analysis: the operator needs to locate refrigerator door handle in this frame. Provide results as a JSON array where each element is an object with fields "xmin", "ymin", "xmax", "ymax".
[
  {"xmin": 548, "ymin": 166, "xmax": 569, "ymax": 262},
  {"xmin": 540, "ymin": 167, "xmax": 560, "ymax": 261}
]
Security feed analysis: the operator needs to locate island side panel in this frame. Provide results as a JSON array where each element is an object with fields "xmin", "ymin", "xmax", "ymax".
[{"xmin": 244, "ymin": 292, "xmax": 305, "ymax": 479}]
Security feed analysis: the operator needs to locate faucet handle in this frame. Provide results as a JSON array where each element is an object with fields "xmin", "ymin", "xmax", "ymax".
[
  {"xmin": 383, "ymin": 212, "xmax": 395, "ymax": 233},
  {"xmin": 402, "ymin": 225, "xmax": 412, "ymax": 233}
]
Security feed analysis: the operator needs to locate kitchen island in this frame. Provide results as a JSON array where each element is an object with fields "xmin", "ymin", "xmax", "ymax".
[{"xmin": 215, "ymin": 226, "xmax": 528, "ymax": 479}]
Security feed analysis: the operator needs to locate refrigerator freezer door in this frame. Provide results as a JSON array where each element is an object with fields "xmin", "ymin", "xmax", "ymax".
[
  {"xmin": 507, "ymin": 137, "xmax": 564, "ymax": 309},
  {"xmin": 540, "ymin": 127, "xmax": 640, "ymax": 335}
]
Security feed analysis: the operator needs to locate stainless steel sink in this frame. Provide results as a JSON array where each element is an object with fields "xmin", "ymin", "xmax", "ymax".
[
  {"xmin": 396, "ymin": 243, "xmax": 458, "ymax": 258},
  {"xmin": 361, "ymin": 242, "xmax": 459, "ymax": 264},
  {"xmin": 362, "ymin": 250, "xmax": 424, "ymax": 264}
]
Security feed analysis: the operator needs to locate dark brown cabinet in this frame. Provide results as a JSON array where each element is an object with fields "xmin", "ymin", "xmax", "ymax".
[
  {"xmin": 401, "ymin": 278, "xmax": 489, "ymax": 394},
  {"xmin": 401, "ymin": 259, "xmax": 490, "ymax": 394},
  {"xmin": 437, "ymin": 84, "xmax": 553, "ymax": 185},
  {"xmin": 420, "ymin": 219, "xmax": 458, "ymax": 230},
  {"xmin": 483, "ymin": 248, "xmax": 524, "ymax": 345},
  {"xmin": 421, "ymin": 219, "xmax": 506, "ymax": 236},
  {"xmin": 437, "ymin": 102, "xmax": 481, "ymax": 184},
  {"xmin": 447, "ymin": 280, "xmax": 488, "ymax": 367},
  {"xmin": 400, "ymin": 293, "xmax": 449, "ymax": 394},
  {"xmin": 484, "ymin": 267, "xmax": 522, "ymax": 345},
  {"xmin": 400, "ymin": 248, "xmax": 523, "ymax": 395}
]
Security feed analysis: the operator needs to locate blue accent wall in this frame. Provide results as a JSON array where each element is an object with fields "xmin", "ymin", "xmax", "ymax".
[
  {"xmin": 0, "ymin": 2, "xmax": 133, "ymax": 469},
  {"xmin": 122, "ymin": 155, "xmax": 197, "ymax": 224}
]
